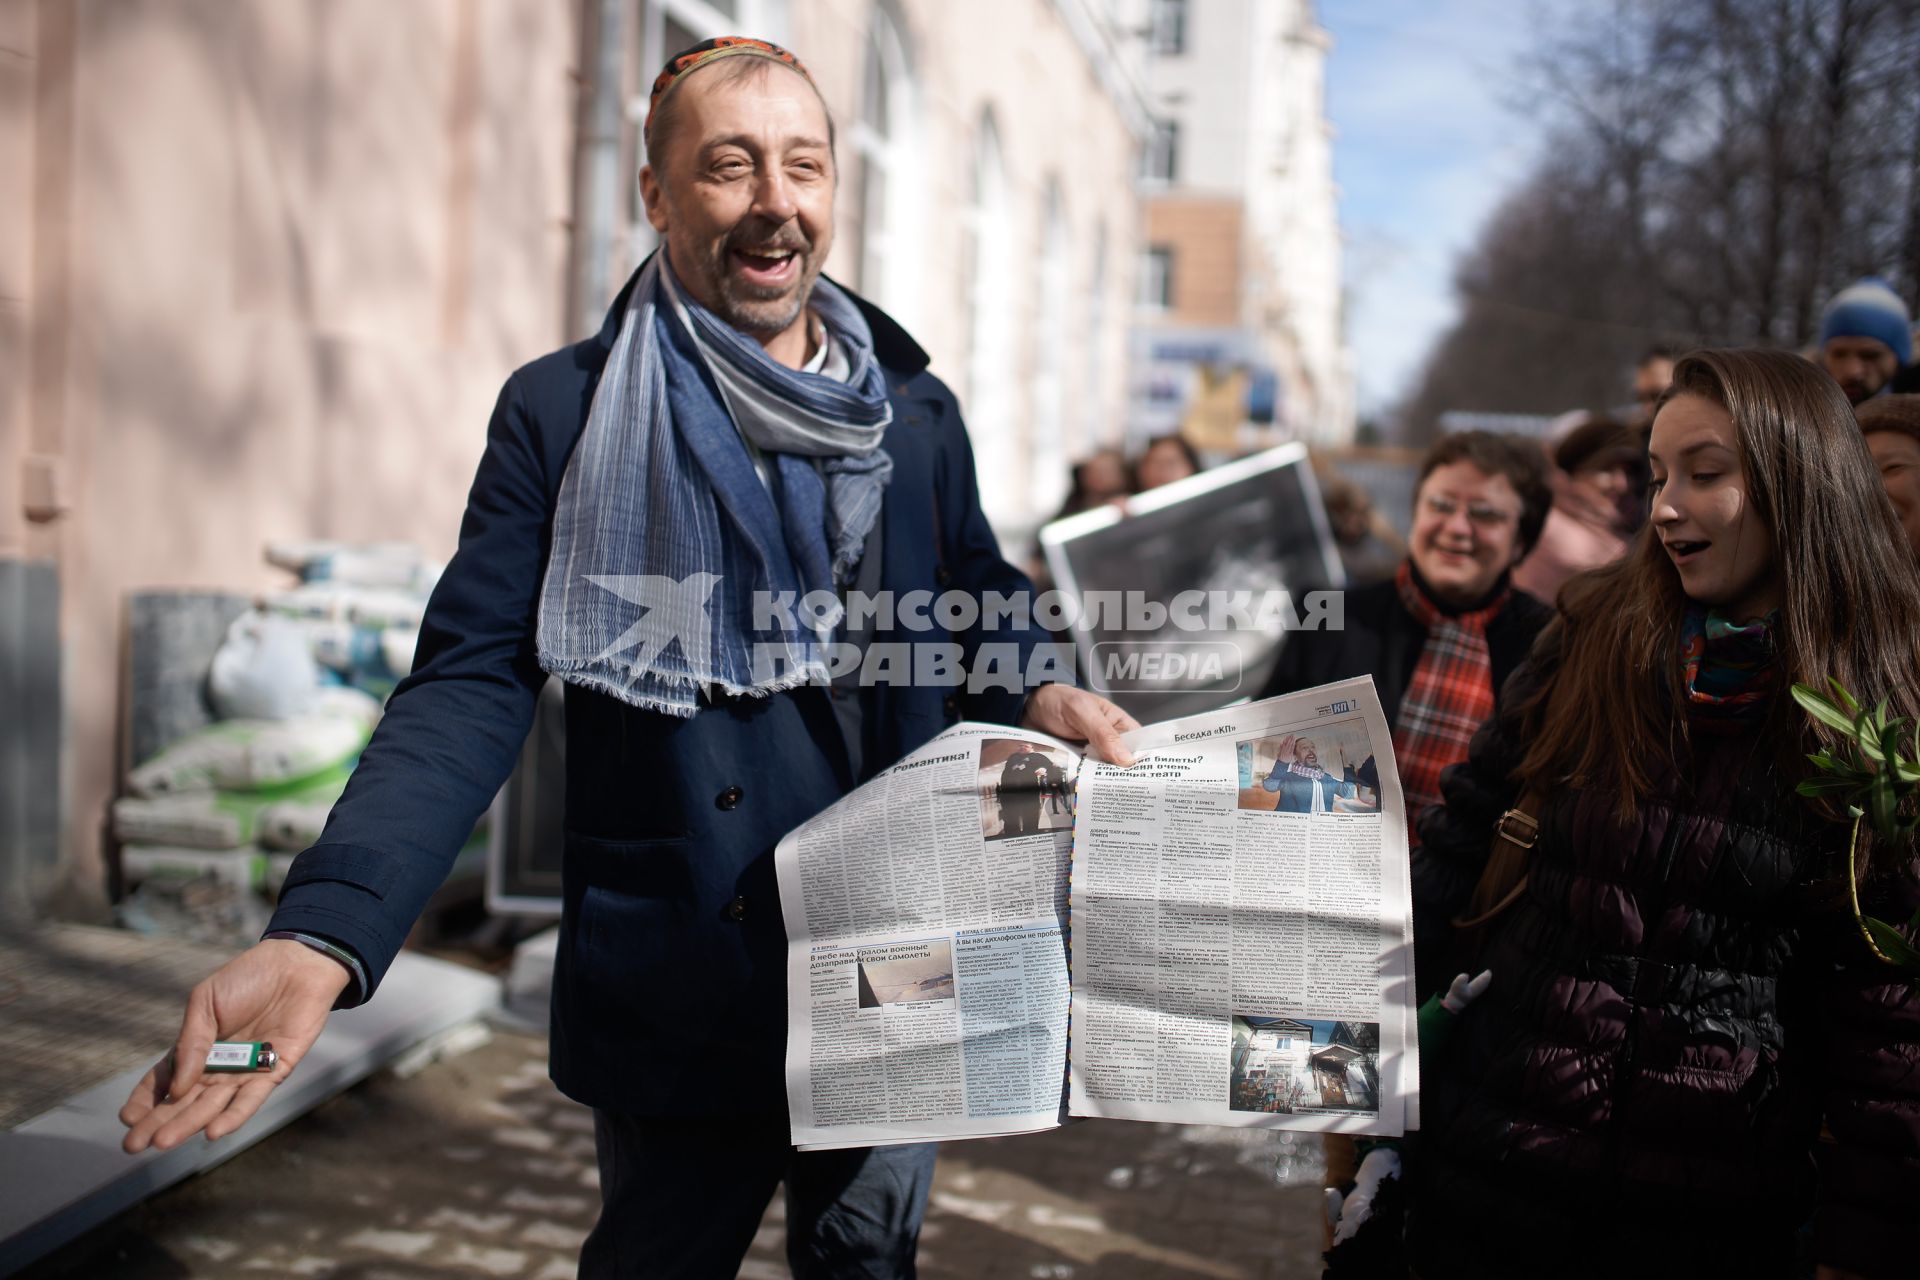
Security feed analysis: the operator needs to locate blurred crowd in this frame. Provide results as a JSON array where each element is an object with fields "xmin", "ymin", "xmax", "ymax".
[
  {"xmin": 1035, "ymin": 272, "xmax": 1920, "ymax": 1280},
  {"xmin": 1045, "ymin": 274, "xmax": 1920, "ymax": 591}
]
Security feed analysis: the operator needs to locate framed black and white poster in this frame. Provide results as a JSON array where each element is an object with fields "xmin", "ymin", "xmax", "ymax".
[{"xmin": 1039, "ymin": 443, "xmax": 1345, "ymax": 725}]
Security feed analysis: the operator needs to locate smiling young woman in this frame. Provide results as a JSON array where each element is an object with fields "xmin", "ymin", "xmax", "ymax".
[{"xmin": 1407, "ymin": 349, "xmax": 1920, "ymax": 1279}]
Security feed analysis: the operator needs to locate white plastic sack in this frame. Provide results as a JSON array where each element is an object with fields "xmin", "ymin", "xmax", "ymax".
[
  {"xmin": 217, "ymin": 689, "xmax": 379, "ymax": 791},
  {"xmin": 128, "ymin": 688, "xmax": 380, "ymax": 797},
  {"xmin": 113, "ymin": 791, "xmax": 262, "ymax": 850},
  {"xmin": 256, "ymin": 772, "xmax": 352, "ymax": 850},
  {"xmin": 209, "ymin": 611, "xmax": 321, "ymax": 721},
  {"xmin": 266, "ymin": 540, "xmax": 423, "ymax": 588}
]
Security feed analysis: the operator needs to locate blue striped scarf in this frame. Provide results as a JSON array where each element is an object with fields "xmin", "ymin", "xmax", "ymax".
[{"xmin": 535, "ymin": 253, "xmax": 893, "ymax": 717}]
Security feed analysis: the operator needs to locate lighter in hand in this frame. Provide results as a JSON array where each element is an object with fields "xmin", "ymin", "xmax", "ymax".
[{"xmin": 204, "ymin": 1041, "xmax": 278, "ymax": 1072}]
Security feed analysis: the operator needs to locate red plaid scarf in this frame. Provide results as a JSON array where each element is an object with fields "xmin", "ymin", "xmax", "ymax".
[{"xmin": 1391, "ymin": 561, "xmax": 1506, "ymax": 845}]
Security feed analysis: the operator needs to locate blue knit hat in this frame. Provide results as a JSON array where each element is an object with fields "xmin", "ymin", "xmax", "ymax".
[{"xmin": 1819, "ymin": 276, "xmax": 1913, "ymax": 366}]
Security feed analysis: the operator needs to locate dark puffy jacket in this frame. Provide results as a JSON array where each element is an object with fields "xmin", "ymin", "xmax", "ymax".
[{"xmin": 1409, "ymin": 623, "xmax": 1920, "ymax": 1279}]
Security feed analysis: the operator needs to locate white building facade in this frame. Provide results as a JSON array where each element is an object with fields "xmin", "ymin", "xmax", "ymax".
[{"xmin": 1131, "ymin": 0, "xmax": 1352, "ymax": 451}]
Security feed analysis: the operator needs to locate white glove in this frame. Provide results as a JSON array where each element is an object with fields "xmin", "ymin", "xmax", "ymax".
[
  {"xmin": 1441, "ymin": 969, "xmax": 1492, "ymax": 1015},
  {"xmin": 1324, "ymin": 1146, "xmax": 1403, "ymax": 1246}
]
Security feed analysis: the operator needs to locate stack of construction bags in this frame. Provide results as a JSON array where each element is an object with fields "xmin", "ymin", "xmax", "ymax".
[
  {"xmin": 263, "ymin": 540, "xmax": 440, "ymax": 702},
  {"xmin": 114, "ymin": 542, "xmax": 442, "ymax": 943}
]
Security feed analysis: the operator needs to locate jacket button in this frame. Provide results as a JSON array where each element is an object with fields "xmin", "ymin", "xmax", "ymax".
[
  {"xmin": 716, "ymin": 785, "xmax": 744, "ymax": 810},
  {"xmin": 935, "ymin": 565, "xmax": 953, "ymax": 587},
  {"xmin": 726, "ymin": 896, "xmax": 747, "ymax": 922},
  {"xmin": 943, "ymin": 695, "xmax": 959, "ymax": 719}
]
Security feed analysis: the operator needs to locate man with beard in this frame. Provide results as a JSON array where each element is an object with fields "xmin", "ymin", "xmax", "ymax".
[
  {"xmin": 1816, "ymin": 276, "xmax": 1912, "ymax": 406},
  {"xmin": 1512, "ymin": 415, "xmax": 1647, "ymax": 603},
  {"xmin": 120, "ymin": 37, "xmax": 1136, "ymax": 1278},
  {"xmin": 1262, "ymin": 737, "xmax": 1360, "ymax": 814}
]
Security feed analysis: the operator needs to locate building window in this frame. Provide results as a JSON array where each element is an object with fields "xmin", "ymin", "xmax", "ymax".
[
  {"xmin": 622, "ymin": 0, "xmax": 793, "ymax": 272},
  {"xmin": 1083, "ymin": 220, "xmax": 1107, "ymax": 445},
  {"xmin": 1149, "ymin": 0, "xmax": 1188, "ymax": 55},
  {"xmin": 1141, "ymin": 119, "xmax": 1179, "ymax": 184},
  {"xmin": 1031, "ymin": 181, "xmax": 1071, "ymax": 514},
  {"xmin": 963, "ymin": 110, "xmax": 1016, "ymax": 523},
  {"xmin": 1138, "ymin": 246, "xmax": 1174, "ymax": 310},
  {"xmin": 853, "ymin": 4, "xmax": 917, "ymax": 322}
]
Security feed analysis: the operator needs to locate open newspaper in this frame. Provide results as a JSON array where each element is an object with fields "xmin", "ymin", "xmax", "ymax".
[{"xmin": 775, "ymin": 677, "xmax": 1417, "ymax": 1150}]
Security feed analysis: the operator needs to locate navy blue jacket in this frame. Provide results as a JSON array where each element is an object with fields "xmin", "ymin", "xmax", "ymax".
[{"xmin": 266, "ymin": 268, "xmax": 1048, "ymax": 1115}]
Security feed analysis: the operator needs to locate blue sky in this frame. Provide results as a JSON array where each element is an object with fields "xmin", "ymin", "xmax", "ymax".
[{"xmin": 1321, "ymin": 1, "xmax": 1573, "ymax": 417}]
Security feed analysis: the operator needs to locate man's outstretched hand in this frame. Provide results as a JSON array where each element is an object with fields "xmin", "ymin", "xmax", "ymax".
[
  {"xmin": 1020, "ymin": 685, "xmax": 1141, "ymax": 765},
  {"xmin": 120, "ymin": 939, "xmax": 350, "ymax": 1153}
]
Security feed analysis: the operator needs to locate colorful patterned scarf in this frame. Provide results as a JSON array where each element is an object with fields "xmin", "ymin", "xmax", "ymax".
[
  {"xmin": 1679, "ymin": 606, "xmax": 1778, "ymax": 721},
  {"xmin": 1392, "ymin": 561, "xmax": 1508, "ymax": 845}
]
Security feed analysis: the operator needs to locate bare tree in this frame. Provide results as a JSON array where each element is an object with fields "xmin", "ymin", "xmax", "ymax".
[{"xmin": 1400, "ymin": 0, "xmax": 1920, "ymax": 439}]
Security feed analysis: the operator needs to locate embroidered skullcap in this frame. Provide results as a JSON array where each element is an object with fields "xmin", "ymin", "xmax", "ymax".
[{"xmin": 645, "ymin": 36, "xmax": 813, "ymax": 141}]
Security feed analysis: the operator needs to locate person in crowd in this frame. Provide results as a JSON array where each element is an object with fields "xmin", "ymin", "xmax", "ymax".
[
  {"xmin": 1131, "ymin": 432, "xmax": 1202, "ymax": 492},
  {"xmin": 1053, "ymin": 448, "xmax": 1132, "ymax": 520},
  {"xmin": 1630, "ymin": 343, "xmax": 1677, "ymax": 424},
  {"xmin": 118, "ymin": 35, "xmax": 1135, "ymax": 1279},
  {"xmin": 1512, "ymin": 415, "xmax": 1647, "ymax": 602},
  {"xmin": 1261, "ymin": 430, "xmax": 1553, "ymax": 843},
  {"xmin": 1409, "ymin": 349, "xmax": 1920, "ymax": 1278},
  {"xmin": 1856, "ymin": 394, "xmax": 1920, "ymax": 557},
  {"xmin": 1817, "ymin": 276, "xmax": 1912, "ymax": 405},
  {"xmin": 1317, "ymin": 468, "xmax": 1405, "ymax": 587}
]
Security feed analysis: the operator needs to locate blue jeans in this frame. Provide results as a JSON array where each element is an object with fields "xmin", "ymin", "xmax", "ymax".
[{"xmin": 579, "ymin": 1111, "xmax": 936, "ymax": 1278}]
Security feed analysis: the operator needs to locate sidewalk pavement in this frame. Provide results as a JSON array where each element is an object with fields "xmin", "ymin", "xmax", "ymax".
[{"xmin": 18, "ymin": 1027, "xmax": 1328, "ymax": 1279}]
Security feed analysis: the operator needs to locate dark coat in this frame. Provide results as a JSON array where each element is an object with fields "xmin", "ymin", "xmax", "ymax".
[
  {"xmin": 1407, "ymin": 623, "xmax": 1920, "ymax": 1279},
  {"xmin": 1256, "ymin": 568, "xmax": 1552, "ymax": 727},
  {"xmin": 265, "ymin": 267, "xmax": 1049, "ymax": 1116}
]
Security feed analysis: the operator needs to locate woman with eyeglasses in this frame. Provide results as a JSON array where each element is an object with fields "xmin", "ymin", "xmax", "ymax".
[
  {"xmin": 1408, "ymin": 349, "xmax": 1920, "ymax": 1278},
  {"xmin": 1260, "ymin": 429, "xmax": 1554, "ymax": 844}
]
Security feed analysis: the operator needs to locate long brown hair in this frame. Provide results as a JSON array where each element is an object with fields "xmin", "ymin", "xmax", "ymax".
[{"xmin": 1513, "ymin": 348, "xmax": 1920, "ymax": 826}]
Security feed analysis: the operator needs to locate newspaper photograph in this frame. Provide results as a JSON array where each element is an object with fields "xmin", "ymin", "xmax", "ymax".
[
  {"xmin": 776, "ymin": 723, "xmax": 1082, "ymax": 1150},
  {"xmin": 1068, "ymin": 676, "xmax": 1416, "ymax": 1136}
]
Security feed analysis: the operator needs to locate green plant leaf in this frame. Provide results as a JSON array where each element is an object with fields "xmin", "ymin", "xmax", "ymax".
[
  {"xmin": 1796, "ymin": 776, "xmax": 1862, "ymax": 798},
  {"xmin": 1863, "ymin": 916, "xmax": 1920, "ymax": 974},
  {"xmin": 1827, "ymin": 678, "xmax": 1862, "ymax": 715},
  {"xmin": 1872, "ymin": 770, "xmax": 1899, "ymax": 838},
  {"xmin": 1794, "ymin": 684, "xmax": 1860, "ymax": 738}
]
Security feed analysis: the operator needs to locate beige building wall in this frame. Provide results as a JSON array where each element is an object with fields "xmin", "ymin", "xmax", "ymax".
[
  {"xmin": 0, "ymin": 0, "xmax": 31, "ymax": 560},
  {"xmin": 1147, "ymin": 197, "xmax": 1243, "ymax": 329},
  {"xmin": 16, "ymin": 0, "xmax": 578, "ymax": 897}
]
